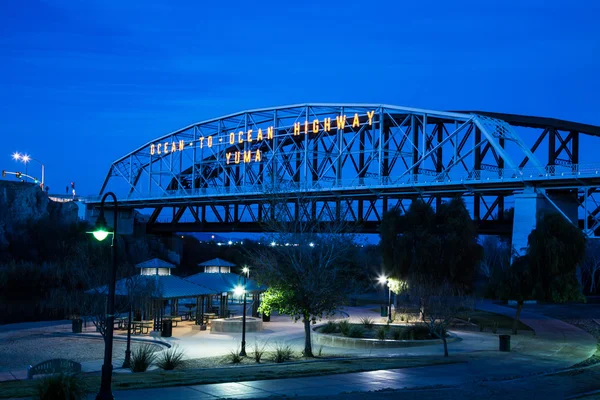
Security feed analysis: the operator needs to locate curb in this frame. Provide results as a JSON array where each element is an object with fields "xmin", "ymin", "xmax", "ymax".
[{"xmin": 52, "ymin": 332, "xmax": 171, "ymax": 348}]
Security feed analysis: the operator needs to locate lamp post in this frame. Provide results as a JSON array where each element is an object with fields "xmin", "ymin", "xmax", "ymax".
[
  {"xmin": 89, "ymin": 192, "xmax": 118, "ymax": 400},
  {"xmin": 240, "ymin": 266, "xmax": 249, "ymax": 356},
  {"xmin": 12, "ymin": 152, "xmax": 45, "ymax": 189},
  {"xmin": 378, "ymin": 275, "xmax": 392, "ymax": 324},
  {"xmin": 123, "ymin": 276, "xmax": 133, "ymax": 369}
]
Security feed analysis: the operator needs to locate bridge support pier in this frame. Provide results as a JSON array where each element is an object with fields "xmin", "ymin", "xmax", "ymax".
[{"xmin": 511, "ymin": 187, "xmax": 578, "ymax": 258}]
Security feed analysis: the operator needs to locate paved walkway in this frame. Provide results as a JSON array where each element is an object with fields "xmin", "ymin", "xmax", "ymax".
[
  {"xmin": 1, "ymin": 302, "xmax": 597, "ymax": 399},
  {"xmin": 110, "ymin": 302, "xmax": 598, "ymax": 399}
]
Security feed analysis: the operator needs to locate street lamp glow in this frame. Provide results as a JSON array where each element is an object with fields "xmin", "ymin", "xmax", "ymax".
[
  {"xmin": 234, "ymin": 285, "xmax": 244, "ymax": 296},
  {"xmin": 21, "ymin": 154, "xmax": 30, "ymax": 163},
  {"xmin": 90, "ymin": 213, "xmax": 112, "ymax": 242},
  {"xmin": 378, "ymin": 275, "xmax": 388, "ymax": 285},
  {"xmin": 242, "ymin": 266, "xmax": 249, "ymax": 275},
  {"xmin": 270, "ymin": 241, "xmax": 276, "ymax": 247},
  {"xmin": 93, "ymin": 230, "xmax": 110, "ymax": 241},
  {"xmin": 12, "ymin": 152, "xmax": 21, "ymax": 161},
  {"xmin": 309, "ymin": 242, "xmax": 315, "ymax": 247},
  {"xmin": 228, "ymin": 240, "xmax": 233, "ymax": 245}
]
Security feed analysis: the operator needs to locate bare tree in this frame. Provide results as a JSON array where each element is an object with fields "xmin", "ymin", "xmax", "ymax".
[
  {"xmin": 582, "ymin": 240, "xmax": 600, "ymax": 294},
  {"xmin": 480, "ymin": 236, "xmax": 511, "ymax": 279},
  {"xmin": 250, "ymin": 193, "xmax": 361, "ymax": 357},
  {"xmin": 414, "ymin": 281, "xmax": 474, "ymax": 357}
]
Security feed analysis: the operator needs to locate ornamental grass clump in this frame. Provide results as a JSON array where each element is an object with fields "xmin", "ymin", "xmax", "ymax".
[
  {"xmin": 338, "ymin": 320, "xmax": 351, "ymax": 336},
  {"xmin": 321, "ymin": 321, "xmax": 338, "ymax": 334},
  {"xmin": 360, "ymin": 317, "xmax": 375, "ymax": 330},
  {"xmin": 376, "ymin": 326, "xmax": 387, "ymax": 340},
  {"xmin": 271, "ymin": 343, "xmax": 294, "ymax": 363},
  {"xmin": 36, "ymin": 373, "xmax": 88, "ymax": 400},
  {"xmin": 348, "ymin": 325, "xmax": 365, "ymax": 338},
  {"xmin": 156, "ymin": 345, "xmax": 185, "ymax": 371},
  {"xmin": 130, "ymin": 344, "xmax": 156, "ymax": 372}
]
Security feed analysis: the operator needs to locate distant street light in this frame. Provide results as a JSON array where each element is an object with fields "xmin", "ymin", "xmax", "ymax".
[
  {"xmin": 89, "ymin": 192, "xmax": 118, "ymax": 400},
  {"xmin": 12, "ymin": 152, "xmax": 45, "ymax": 189},
  {"xmin": 378, "ymin": 275, "xmax": 392, "ymax": 324}
]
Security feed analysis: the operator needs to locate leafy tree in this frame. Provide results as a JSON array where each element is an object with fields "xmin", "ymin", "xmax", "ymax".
[
  {"xmin": 382, "ymin": 197, "xmax": 482, "ymax": 292},
  {"xmin": 527, "ymin": 211, "xmax": 585, "ymax": 303},
  {"xmin": 498, "ymin": 256, "xmax": 534, "ymax": 334},
  {"xmin": 250, "ymin": 196, "xmax": 360, "ymax": 357}
]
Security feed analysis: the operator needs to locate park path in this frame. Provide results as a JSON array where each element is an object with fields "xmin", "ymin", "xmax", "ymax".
[{"xmin": 108, "ymin": 303, "xmax": 597, "ymax": 400}]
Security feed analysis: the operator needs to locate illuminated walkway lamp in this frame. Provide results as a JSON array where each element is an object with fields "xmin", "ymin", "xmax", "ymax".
[
  {"xmin": 378, "ymin": 275, "xmax": 392, "ymax": 324},
  {"xmin": 89, "ymin": 192, "xmax": 118, "ymax": 400}
]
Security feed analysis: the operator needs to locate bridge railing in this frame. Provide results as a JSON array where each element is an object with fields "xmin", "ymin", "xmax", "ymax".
[{"xmin": 89, "ymin": 163, "xmax": 600, "ymax": 202}]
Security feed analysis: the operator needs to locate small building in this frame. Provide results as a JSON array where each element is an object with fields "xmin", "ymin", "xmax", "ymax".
[
  {"xmin": 199, "ymin": 258, "xmax": 236, "ymax": 273},
  {"xmin": 136, "ymin": 258, "xmax": 175, "ymax": 276}
]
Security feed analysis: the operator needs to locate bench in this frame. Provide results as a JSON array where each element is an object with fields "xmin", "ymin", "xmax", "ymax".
[{"xmin": 27, "ymin": 359, "xmax": 82, "ymax": 380}]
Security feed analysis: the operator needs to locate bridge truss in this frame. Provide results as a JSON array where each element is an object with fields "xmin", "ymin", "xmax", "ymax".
[{"xmin": 94, "ymin": 104, "xmax": 600, "ymax": 236}]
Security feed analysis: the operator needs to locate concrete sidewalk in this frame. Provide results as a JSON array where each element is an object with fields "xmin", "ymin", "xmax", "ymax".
[{"xmin": 104, "ymin": 303, "xmax": 597, "ymax": 400}]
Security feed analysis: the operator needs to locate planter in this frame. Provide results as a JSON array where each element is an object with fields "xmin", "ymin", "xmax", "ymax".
[{"xmin": 262, "ymin": 314, "xmax": 271, "ymax": 322}]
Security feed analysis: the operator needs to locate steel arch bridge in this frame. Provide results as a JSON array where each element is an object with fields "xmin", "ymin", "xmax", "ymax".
[{"xmin": 94, "ymin": 103, "xmax": 600, "ymax": 236}]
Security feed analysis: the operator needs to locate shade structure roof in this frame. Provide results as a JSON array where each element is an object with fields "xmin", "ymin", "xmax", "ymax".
[
  {"xmin": 197, "ymin": 258, "xmax": 236, "ymax": 267},
  {"xmin": 135, "ymin": 258, "xmax": 176, "ymax": 269},
  {"xmin": 185, "ymin": 273, "xmax": 266, "ymax": 293},
  {"xmin": 86, "ymin": 274, "xmax": 217, "ymax": 299}
]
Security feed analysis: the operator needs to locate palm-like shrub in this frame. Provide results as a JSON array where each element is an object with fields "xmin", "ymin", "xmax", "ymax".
[
  {"xmin": 348, "ymin": 325, "xmax": 365, "ymax": 338},
  {"xmin": 360, "ymin": 317, "xmax": 375, "ymax": 329},
  {"xmin": 338, "ymin": 320, "xmax": 351, "ymax": 336}
]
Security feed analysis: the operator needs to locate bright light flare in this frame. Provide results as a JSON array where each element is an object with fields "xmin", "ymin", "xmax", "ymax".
[
  {"xmin": 92, "ymin": 230, "xmax": 110, "ymax": 241},
  {"xmin": 377, "ymin": 275, "xmax": 388, "ymax": 285},
  {"xmin": 270, "ymin": 241, "xmax": 276, "ymax": 247},
  {"xmin": 233, "ymin": 285, "xmax": 245, "ymax": 296},
  {"xmin": 242, "ymin": 266, "xmax": 249, "ymax": 274},
  {"xmin": 309, "ymin": 242, "xmax": 315, "ymax": 247},
  {"xmin": 12, "ymin": 152, "xmax": 21, "ymax": 161},
  {"xmin": 21, "ymin": 154, "xmax": 30, "ymax": 163}
]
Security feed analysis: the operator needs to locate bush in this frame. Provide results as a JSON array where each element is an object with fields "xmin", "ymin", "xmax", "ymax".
[
  {"xmin": 360, "ymin": 317, "xmax": 375, "ymax": 329},
  {"xmin": 156, "ymin": 345, "xmax": 185, "ymax": 371},
  {"xmin": 131, "ymin": 344, "xmax": 156, "ymax": 372},
  {"xmin": 376, "ymin": 326, "xmax": 387, "ymax": 340},
  {"xmin": 338, "ymin": 320, "xmax": 351, "ymax": 336},
  {"xmin": 410, "ymin": 323, "xmax": 431, "ymax": 340},
  {"xmin": 391, "ymin": 329, "xmax": 402, "ymax": 340},
  {"xmin": 271, "ymin": 343, "xmax": 294, "ymax": 363},
  {"xmin": 492, "ymin": 322, "xmax": 499, "ymax": 334},
  {"xmin": 225, "ymin": 348, "xmax": 243, "ymax": 364},
  {"xmin": 36, "ymin": 373, "xmax": 88, "ymax": 400},
  {"xmin": 253, "ymin": 341, "xmax": 268, "ymax": 363},
  {"xmin": 321, "ymin": 321, "xmax": 338, "ymax": 334},
  {"xmin": 478, "ymin": 322, "xmax": 485, "ymax": 332},
  {"xmin": 348, "ymin": 325, "xmax": 365, "ymax": 338}
]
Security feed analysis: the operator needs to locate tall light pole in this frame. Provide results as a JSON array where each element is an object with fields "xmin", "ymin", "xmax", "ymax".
[
  {"xmin": 378, "ymin": 275, "xmax": 392, "ymax": 324},
  {"xmin": 12, "ymin": 152, "xmax": 45, "ymax": 189},
  {"xmin": 89, "ymin": 192, "xmax": 118, "ymax": 400},
  {"xmin": 123, "ymin": 276, "xmax": 133, "ymax": 368},
  {"xmin": 234, "ymin": 266, "xmax": 250, "ymax": 357}
]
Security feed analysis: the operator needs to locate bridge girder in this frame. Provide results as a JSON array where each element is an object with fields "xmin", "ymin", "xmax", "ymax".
[{"xmin": 92, "ymin": 104, "xmax": 600, "ymax": 236}]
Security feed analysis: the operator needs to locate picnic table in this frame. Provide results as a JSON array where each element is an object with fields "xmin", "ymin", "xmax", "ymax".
[
  {"xmin": 132, "ymin": 321, "xmax": 152, "ymax": 334},
  {"xmin": 114, "ymin": 317, "xmax": 128, "ymax": 330},
  {"xmin": 162, "ymin": 315, "xmax": 182, "ymax": 327}
]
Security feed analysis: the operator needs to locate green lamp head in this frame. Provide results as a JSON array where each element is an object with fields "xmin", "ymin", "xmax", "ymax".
[{"xmin": 91, "ymin": 212, "xmax": 111, "ymax": 241}]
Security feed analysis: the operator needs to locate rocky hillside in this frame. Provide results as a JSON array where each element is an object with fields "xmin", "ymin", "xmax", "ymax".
[{"xmin": 0, "ymin": 181, "xmax": 78, "ymax": 251}]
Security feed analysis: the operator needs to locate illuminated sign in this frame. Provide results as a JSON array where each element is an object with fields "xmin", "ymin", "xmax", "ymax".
[{"xmin": 148, "ymin": 110, "xmax": 376, "ymax": 164}]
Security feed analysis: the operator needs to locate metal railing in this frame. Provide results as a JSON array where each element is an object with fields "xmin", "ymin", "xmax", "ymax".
[{"xmin": 88, "ymin": 163, "xmax": 600, "ymax": 203}]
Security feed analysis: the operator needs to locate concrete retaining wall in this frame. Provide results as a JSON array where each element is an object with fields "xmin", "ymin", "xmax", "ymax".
[
  {"xmin": 210, "ymin": 317, "xmax": 263, "ymax": 333},
  {"xmin": 311, "ymin": 324, "xmax": 459, "ymax": 349}
]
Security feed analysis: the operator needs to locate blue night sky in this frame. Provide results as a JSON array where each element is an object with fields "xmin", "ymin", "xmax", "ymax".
[{"xmin": 1, "ymin": 0, "xmax": 599, "ymax": 196}]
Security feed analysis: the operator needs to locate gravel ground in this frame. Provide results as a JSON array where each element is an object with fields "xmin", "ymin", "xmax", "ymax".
[{"xmin": 0, "ymin": 323, "xmax": 164, "ymax": 372}]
